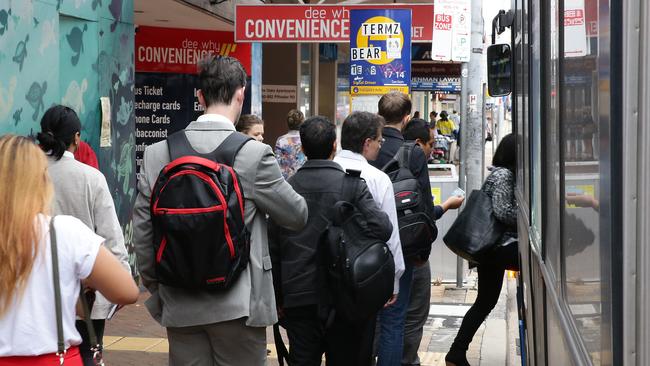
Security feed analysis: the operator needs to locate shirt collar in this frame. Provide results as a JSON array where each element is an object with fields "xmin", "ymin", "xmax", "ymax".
[
  {"xmin": 63, "ymin": 151, "xmax": 74, "ymax": 159},
  {"xmin": 187, "ymin": 114, "xmax": 236, "ymax": 131},
  {"xmin": 336, "ymin": 149, "xmax": 368, "ymax": 163}
]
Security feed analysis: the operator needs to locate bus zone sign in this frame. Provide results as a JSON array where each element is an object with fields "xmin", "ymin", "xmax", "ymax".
[{"xmin": 349, "ymin": 9, "xmax": 412, "ymax": 95}]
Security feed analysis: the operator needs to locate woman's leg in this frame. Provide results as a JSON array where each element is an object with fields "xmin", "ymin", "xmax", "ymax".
[{"xmin": 448, "ymin": 263, "xmax": 506, "ymax": 358}]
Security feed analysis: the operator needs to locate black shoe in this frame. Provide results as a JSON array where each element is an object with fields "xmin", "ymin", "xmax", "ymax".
[{"xmin": 445, "ymin": 349, "xmax": 470, "ymax": 366}]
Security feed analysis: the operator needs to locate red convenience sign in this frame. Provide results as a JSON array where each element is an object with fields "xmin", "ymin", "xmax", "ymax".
[
  {"xmin": 235, "ymin": 4, "xmax": 434, "ymax": 43},
  {"xmin": 136, "ymin": 26, "xmax": 252, "ymax": 74}
]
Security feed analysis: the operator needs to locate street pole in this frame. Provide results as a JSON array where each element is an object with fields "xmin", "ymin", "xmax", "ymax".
[{"xmin": 457, "ymin": 0, "xmax": 484, "ymax": 288}]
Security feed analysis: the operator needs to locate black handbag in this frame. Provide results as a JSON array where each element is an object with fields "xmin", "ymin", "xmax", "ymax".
[{"xmin": 443, "ymin": 189, "xmax": 506, "ymax": 263}]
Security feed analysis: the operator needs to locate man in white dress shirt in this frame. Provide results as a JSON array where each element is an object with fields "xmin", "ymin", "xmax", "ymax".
[{"xmin": 333, "ymin": 111, "xmax": 405, "ymax": 301}]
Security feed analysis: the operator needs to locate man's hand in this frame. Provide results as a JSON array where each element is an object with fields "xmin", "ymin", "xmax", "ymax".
[
  {"xmin": 443, "ymin": 195, "xmax": 465, "ymax": 211},
  {"xmin": 384, "ymin": 294, "xmax": 398, "ymax": 308}
]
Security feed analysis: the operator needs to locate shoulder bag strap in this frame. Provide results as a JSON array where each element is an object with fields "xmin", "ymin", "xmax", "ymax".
[
  {"xmin": 51, "ymin": 216, "xmax": 105, "ymax": 366},
  {"xmin": 50, "ymin": 217, "xmax": 66, "ymax": 364}
]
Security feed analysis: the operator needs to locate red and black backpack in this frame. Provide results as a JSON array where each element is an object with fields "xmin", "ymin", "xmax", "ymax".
[{"xmin": 150, "ymin": 131, "xmax": 252, "ymax": 290}]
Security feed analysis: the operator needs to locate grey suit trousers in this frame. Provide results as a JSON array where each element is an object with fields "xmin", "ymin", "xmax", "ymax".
[
  {"xmin": 402, "ymin": 262, "xmax": 432, "ymax": 366},
  {"xmin": 167, "ymin": 318, "xmax": 266, "ymax": 366}
]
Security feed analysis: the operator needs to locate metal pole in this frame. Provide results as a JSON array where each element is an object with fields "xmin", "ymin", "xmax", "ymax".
[
  {"xmin": 464, "ymin": 0, "xmax": 485, "ymax": 193},
  {"xmin": 458, "ymin": 67, "xmax": 467, "ymax": 289},
  {"xmin": 457, "ymin": 0, "xmax": 485, "ymax": 288}
]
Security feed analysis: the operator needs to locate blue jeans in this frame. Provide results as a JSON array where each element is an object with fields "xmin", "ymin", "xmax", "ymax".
[{"xmin": 376, "ymin": 262, "xmax": 414, "ymax": 366}]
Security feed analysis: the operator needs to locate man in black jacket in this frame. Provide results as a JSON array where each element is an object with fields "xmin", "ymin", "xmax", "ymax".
[
  {"xmin": 371, "ymin": 93, "xmax": 463, "ymax": 366},
  {"xmin": 269, "ymin": 115, "xmax": 393, "ymax": 366}
]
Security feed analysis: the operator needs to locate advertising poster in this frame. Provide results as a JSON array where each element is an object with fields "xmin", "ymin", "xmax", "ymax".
[
  {"xmin": 349, "ymin": 9, "xmax": 411, "ymax": 95},
  {"xmin": 134, "ymin": 26, "xmax": 252, "ymax": 176}
]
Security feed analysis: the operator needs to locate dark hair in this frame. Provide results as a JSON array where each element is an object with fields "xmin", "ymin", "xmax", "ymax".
[
  {"xmin": 452, "ymin": 110, "xmax": 458, "ymax": 114},
  {"xmin": 198, "ymin": 55, "xmax": 247, "ymax": 107},
  {"xmin": 439, "ymin": 110, "xmax": 449, "ymax": 120},
  {"xmin": 236, "ymin": 114, "xmax": 264, "ymax": 134},
  {"xmin": 37, "ymin": 105, "xmax": 81, "ymax": 160},
  {"xmin": 299, "ymin": 116, "xmax": 336, "ymax": 160},
  {"xmin": 378, "ymin": 92, "xmax": 411, "ymax": 124},
  {"xmin": 341, "ymin": 112, "xmax": 384, "ymax": 154},
  {"xmin": 430, "ymin": 110, "xmax": 438, "ymax": 118},
  {"xmin": 492, "ymin": 133, "xmax": 516, "ymax": 171},
  {"xmin": 403, "ymin": 118, "xmax": 431, "ymax": 143},
  {"xmin": 287, "ymin": 109, "xmax": 304, "ymax": 130},
  {"xmin": 413, "ymin": 111, "xmax": 420, "ymax": 119}
]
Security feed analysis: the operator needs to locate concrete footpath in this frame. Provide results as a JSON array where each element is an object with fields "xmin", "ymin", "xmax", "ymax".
[{"xmin": 102, "ymin": 271, "xmax": 521, "ymax": 366}]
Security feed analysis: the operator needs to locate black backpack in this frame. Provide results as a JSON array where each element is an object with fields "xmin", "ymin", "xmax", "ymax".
[
  {"xmin": 326, "ymin": 170, "xmax": 396, "ymax": 321},
  {"xmin": 382, "ymin": 142, "xmax": 437, "ymax": 259},
  {"xmin": 150, "ymin": 131, "xmax": 252, "ymax": 290}
]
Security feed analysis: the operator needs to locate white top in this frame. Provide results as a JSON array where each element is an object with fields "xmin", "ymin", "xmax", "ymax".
[
  {"xmin": 334, "ymin": 150, "xmax": 405, "ymax": 294},
  {"xmin": 0, "ymin": 215, "xmax": 103, "ymax": 356}
]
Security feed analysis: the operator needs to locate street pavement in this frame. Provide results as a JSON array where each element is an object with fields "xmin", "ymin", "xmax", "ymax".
[{"xmin": 102, "ymin": 272, "xmax": 520, "ymax": 366}]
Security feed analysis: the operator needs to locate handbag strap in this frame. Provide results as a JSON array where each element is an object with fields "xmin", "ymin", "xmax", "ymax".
[
  {"xmin": 50, "ymin": 217, "xmax": 104, "ymax": 366},
  {"xmin": 49, "ymin": 217, "xmax": 66, "ymax": 364}
]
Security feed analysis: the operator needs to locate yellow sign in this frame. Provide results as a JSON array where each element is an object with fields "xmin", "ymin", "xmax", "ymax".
[
  {"xmin": 350, "ymin": 85, "xmax": 410, "ymax": 95},
  {"xmin": 431, "ymin": 187, "xmax": 441, "ymax": 206}
]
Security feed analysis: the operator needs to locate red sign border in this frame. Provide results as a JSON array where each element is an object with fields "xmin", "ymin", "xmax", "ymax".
[{"xmin": 234, "ymin": 3, "xmax": 434, "ymax": 43}]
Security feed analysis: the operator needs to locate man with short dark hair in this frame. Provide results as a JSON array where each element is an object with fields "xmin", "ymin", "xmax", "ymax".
[
  {"xmin": 373, "ymin": 94, "xmax": 463, "ymax": 366},
  {"xmin": 334, "ymin": 111, "xmax": 405, "ymax": 302},
  {"xmin": 401, "ymin": 118, "xmax": 464, "ymax": 366},
  {"xmin": 269, "ymin": 115, "xmax": 393, "ymax": 366},
  {"xmin": 134, "ymin": 56, "xmax": 308, "ymax": 365}
]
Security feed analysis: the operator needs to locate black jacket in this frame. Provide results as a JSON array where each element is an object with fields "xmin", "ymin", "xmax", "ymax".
[
  {"xmin": 268, "ymin": 160, "xmax": 392, "ymax": 310},
  {"xmin": 370, "ymin": 127, "xmax": 444, "ymax": 259}
]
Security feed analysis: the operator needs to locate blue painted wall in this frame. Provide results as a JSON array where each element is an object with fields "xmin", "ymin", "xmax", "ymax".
[{"xmin": 0, "ymin": 0, "xmax": 137, "ymax": 273}]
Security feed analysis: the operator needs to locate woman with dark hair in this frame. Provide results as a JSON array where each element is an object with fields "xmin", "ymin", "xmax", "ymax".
[
  {"xmin": 275, "ymin": 109, "xmax": 307, "ymax": 179},
  {"xmin": 37, "ymin": 105, "xmax": 131, "ymax": 366},
  {"xmin": 236, "ymin": 114, "xmax": 265, "ymax": 142},
  {"xmin": 446, "ymin": 133, "xmax": 518, "ymax": 366},
  {"xmin": 436, "ymin": 111, "xmax": 456, "ymax": 136}
]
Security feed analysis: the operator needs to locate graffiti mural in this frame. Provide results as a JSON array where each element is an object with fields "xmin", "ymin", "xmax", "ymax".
[{"xmin": 0, "ymin": 0, "xmax": 137, "ymax": 275}]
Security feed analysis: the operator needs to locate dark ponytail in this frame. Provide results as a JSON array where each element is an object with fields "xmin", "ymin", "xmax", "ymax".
[{"xmin": 37, "ymin": 105, "xmax": 81, "ymax": 160}]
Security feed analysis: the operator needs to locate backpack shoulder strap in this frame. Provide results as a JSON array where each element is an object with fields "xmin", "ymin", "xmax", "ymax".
[
  {"xmin": 167, "ymin": 130, "xmax": 253, "ymax": 165},
  {"xmin": 167, "ymin": 130, "xmax": 197, "ymax": 161},
  {"xmin": 397, "ymin": 142, "xmax": 416, "ymax": 167},
  {"xmin": 212, "ymin": 132, "xmax": 253, "ymax": 166},
  {"xmin": 381, "ymin": 142, "xmax": 415, "ymax": 172},
  {"xmin": 342, "ymin": 169, "xmax": 361, "ymax": 204}
]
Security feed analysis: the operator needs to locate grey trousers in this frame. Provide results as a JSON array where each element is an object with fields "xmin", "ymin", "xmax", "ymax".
[
  {"xmin": 401, "ymin": 262, "xmax": 432, "ymax": 366},
  {"xmin": 167, "ymin": 318, "xmax": 267, "ymax": 366}
]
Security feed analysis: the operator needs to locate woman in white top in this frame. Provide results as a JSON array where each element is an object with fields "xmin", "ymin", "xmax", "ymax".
[
  {"xmin": 0, "ymin": 135, "xmax": 139, "ymax": 365},
  {"xmin": 37, "ymin": 105, "xmax": 131, "ymax": 365}
]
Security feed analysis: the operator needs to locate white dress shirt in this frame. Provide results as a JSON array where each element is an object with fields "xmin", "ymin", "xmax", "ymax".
[{"xmin": 334, "ymin": 150, "xmax": 405, "ymax": 294}]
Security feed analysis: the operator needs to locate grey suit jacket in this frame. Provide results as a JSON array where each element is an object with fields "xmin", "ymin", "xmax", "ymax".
[
  {"xmin": 47, "ymin": 152, "xmax": 130, "ymax": 319},
  {"xmin": 133, "ymin": 115, "xmax": 308, "ymax": 328}
]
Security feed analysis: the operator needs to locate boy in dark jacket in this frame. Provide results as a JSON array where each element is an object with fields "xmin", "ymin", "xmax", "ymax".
[{"xmin": 269, "ymin": 116, "xmax": 393, "ymax": 366}]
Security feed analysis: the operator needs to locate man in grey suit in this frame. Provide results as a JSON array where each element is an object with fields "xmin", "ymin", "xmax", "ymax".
[{"xmin": 133, "ymin": 56, "xmax": 308, "ymax": 366}]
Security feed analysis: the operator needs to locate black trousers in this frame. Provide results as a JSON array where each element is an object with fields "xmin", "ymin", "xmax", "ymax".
[
  {"xmin": 75, "ymin": 319, "xmax": 106, "ymax": 366},
  {"xmin": 451, "ymin": 243, "xmax": 519, "ymax": 352},
  {"xmin": 282, "ymin": 305, "xmax": 377, "ymax": 366}
]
